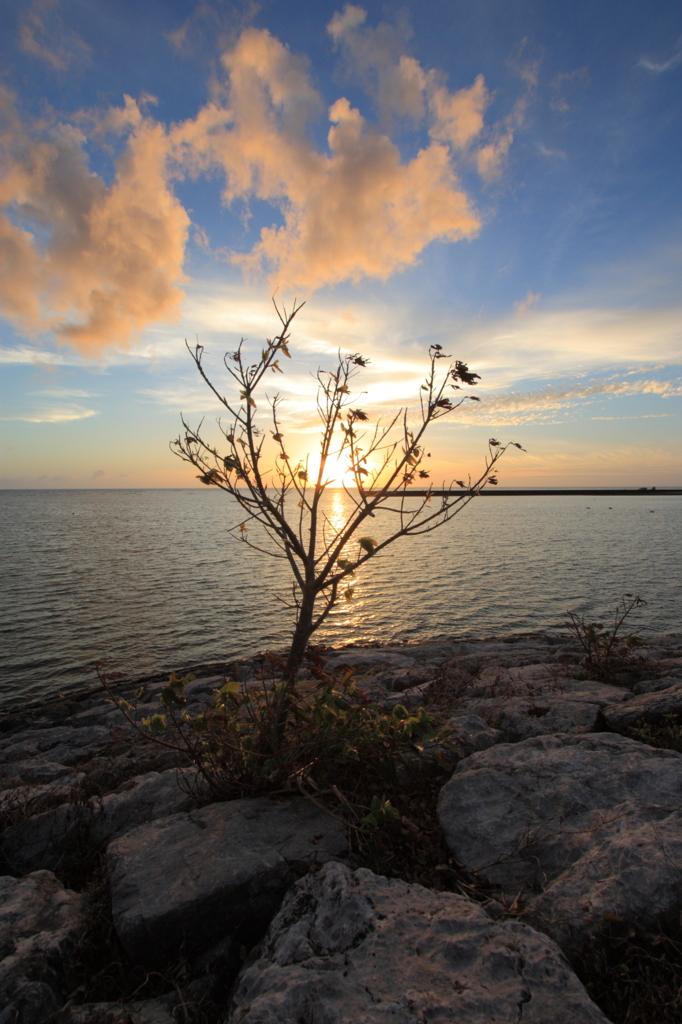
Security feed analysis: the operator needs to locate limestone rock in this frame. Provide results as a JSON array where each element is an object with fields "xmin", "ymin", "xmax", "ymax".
[
  {"xmin": 437, "ymin": 733, "xmax": 682, "ymax": 954},
  {"xmin": 107, "ymin": 796, "xmax": 348, "ymax": 966},
  {"xmin": 0, "ymin": 870, "xmax": 84, "ymax": 1024},
  {"xmin": 459, "ymin": 696, "xmax": 601, "ymax": 742},
  {"xmin": 440, "ymin": 713, "xmax": 503, "ymax": 758},
  {"xmin": 633, "ymin": 675, "xmax": 682, "ymax": 695},
  {"xmin": 89, "ymin": 767, "xmax": 199, "ymax": 845},
  {"xmin": 603, "ymin": 682, "xmax": 682, "ymax": 730},
  {"xmin": 227, "ymin": 861, "xmax": 610, "ymax": 1024},
  {"xmin": 1, "ymin": 768, "xmax": 199, "ymax": 875}
]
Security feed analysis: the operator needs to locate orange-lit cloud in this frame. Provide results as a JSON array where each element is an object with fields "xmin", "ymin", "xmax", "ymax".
[
  {"xmin": 514, "ymin": 291, "xmax": 540, "ymax": 315},
  {"xmin": 1, "ymin": 16, "xmax": 516, "ymax": 353},
  {"xmin": 327, "ymin": 4, "xmax": 528, "ymax": 178},
  {"xmin": 0, "ymin": 88, "xmax": 189, "ymax": 353},
  {"xmin": 171, "ymin": 26, "xmax": 481, "ymax": 291}
]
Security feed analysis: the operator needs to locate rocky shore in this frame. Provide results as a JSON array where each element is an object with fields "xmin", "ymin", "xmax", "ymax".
[{"xmin": 2, "ymin": 631, "xmax": 682, "ymax": 1023}]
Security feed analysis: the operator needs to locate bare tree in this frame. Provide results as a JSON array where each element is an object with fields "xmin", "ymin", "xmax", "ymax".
[{"xmin": 172, "ymin": 300, "xmax": 523, "ymax": 693}]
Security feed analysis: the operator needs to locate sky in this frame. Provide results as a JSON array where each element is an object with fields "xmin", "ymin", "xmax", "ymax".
[{"xmin": 0, "ymin": 0, "xmax": 680, "ymax": 489}]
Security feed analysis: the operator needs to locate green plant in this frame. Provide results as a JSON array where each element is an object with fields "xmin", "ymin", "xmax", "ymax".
[
  {"xmin": 170, "ymin": 300, "xmax": 523, "ymax": 743},
  {"xmin": 616, "ymin": 715, "xmax": 682, "ymax": 754},
  {"xmin": 103, "ymin": 660, "xmax": 437, "ymax": 800},
  {"xmin": 99, "ymin": 655, "xmax": 459, "ymax": 875},
  {"xmin": 565, "ymin": 593, "xmax": 648, "ymax": 682}
]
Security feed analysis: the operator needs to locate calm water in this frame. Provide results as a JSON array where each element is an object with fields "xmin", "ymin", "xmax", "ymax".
[{"xmin": 1, "ymin": 488, "xmax": 680, "ymax": 711}]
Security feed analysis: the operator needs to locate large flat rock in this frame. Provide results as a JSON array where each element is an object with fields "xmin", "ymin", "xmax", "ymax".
[
  {"xmin": 107, "ymin": 796, "xmax": 348, "ymax": 966},
  {"xmin": 603, "ymin": 681, "xmax": 682, "ymax": 730},
  {"xmin": 437, "ymin": 733, "xmax": 682, "ymax": 955},
  {"xmin": 227, "ymin": 861, "xmax": 609, "ymax": 1024}
]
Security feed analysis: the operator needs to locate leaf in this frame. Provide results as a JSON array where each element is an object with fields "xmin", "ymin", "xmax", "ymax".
[
  {"xmin": 141, "ymin": 713, "xmax": 167, "ymax": 736},
  {"xmin": 487, "ymin": 476, "xmax": 498, "ymax": 485},
  {"xmin": 350, "ymin": 408, "xmax": 368, "ymax": 421},
  {"xmin": 451, "ymin": 361, "xmax": 481, "ymax": 386},
  {"xmin": 338, "ymin": 558, "xmax": 356, "ymax": 574},
  {"xmin": 418, "ymin": 470, "xmax": 430, "ymax": 479},
  {"xmin": 489, "ymin": 438, "xmax": 501, "ymax": 447},
  {"xmin": 197, "ymin": 469, "xmax": 220, "ymax": 485},
  {"xmin": 358, "ymin": 537, "xmax": 378, "ymax": 556},
  {"xmin": 298, "ymin": 470, "xmax": 308, "ymax": 483},
  {"xmin": 219, "ymin": 680, "xmax": 241, "ymax": 696},
  {"xmin": 350, "ymin": 354, "xmax": 369, "ymax": 367},
  {"xmin": 344, "ymin": 587, "xmax": 355, "ymax": 602},
  {"xmin": 271, "ymin": 432, "xmax": 284, "ymax": 442}
]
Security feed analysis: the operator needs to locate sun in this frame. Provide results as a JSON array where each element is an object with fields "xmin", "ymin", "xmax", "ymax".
[{"xmin": 306, "ymin": 450, "xmax": 357, "ymax": 488}]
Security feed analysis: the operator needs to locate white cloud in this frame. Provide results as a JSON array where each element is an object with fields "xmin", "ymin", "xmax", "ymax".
[{"xmin": 0, "ymin": 404, "xmax": 98, "ymax": 422}]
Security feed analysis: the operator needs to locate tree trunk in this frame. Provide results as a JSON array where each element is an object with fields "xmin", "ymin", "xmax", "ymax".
[{"xmin": 284, "ymin": 590, "xmax": 316, "ymax": 685}]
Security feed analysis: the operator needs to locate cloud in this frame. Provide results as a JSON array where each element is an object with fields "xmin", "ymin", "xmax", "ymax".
[
  {"xmin": 173, "ymin": 27, "xmax": 480, "ymax": 292},
  {"xmin": 18, "ymin": 0, "xmax": 90, "ymax": 71},
  {"xmin": 327, "ymin": 6, "xmax": 528, "ymax": 181},
  {"xmin": 0, "ymin": 404, "xmax": 98, "ymax": 422},
  {"xmin": 31, "ymin": 386, "xmax": 99, "ymax": 398},
  {"xmin": 0, "ymin": 17, "xmax": 517, "ymax": 352},
  {"xmin": 514, "ymin": 291, "xmax": 540, "ymax": 315},
  {"xmin": 453, "ymin": 376, "xmax": 682, "ymax": 425},
  {"xmin": 0, "ymin": 345, "xmax": 67, "ymax": 364},
  {"xmin": 638, "ymin": 46, "xmax": 682, "ymax": 73},
  {"xmin": 0, "ymin": 88, "xmax": 190, "ymax": 353}
]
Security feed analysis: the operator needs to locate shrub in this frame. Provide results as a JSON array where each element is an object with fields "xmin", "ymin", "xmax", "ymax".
[{"xmin": 565, "ymin": 593, "xmax": 648, "ymax": 682}]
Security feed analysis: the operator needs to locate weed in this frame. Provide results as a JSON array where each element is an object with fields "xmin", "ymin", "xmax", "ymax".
[
  {"xmin": 615, "ymin": 715, "xmax": 682, "ymax": 754},
  {"xmin": 575, "ymin": 918, "xmax": 682, "ymax": 1024},
  {"xmin": 565, "ymin": 594, "xmax": 649, "ymax": 682}
]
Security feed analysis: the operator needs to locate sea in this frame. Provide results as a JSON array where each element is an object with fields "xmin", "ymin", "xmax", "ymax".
[{"xmin": 1, "ymin": 488, "xmax": 680, "ymax": 712}]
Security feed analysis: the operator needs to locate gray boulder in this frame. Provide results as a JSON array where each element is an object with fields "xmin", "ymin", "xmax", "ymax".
[
  {"xmin": 459, "ymin": 696, "xmax": 601, "ymax": 742},
  {"xmin": 603, "ymin": 682, "xmax": 682, "ymax": 730},
  {"xmin": 0, "ymin": 870, "xmax": 84, "ymax": 1024},
  {"xmin": 0, "ymin": 725, "xmax": 113, "ymax": 768},
  {"xmin": 633, "ymin": 676, "xmax": 682, "ymax": 695},
  {"xmin": 227, "ymin": 861, "xmax": 610, "ymax": 1023},
  {"xmin": 89, "ymin": 767, "xmax": 199, "ymax": 845},
  {"xmin": 439, "ymin": 713, "xmax": 503, "ymax": 759},
  {"xmin": 107, "ymin": 796, "xmax": 348, "ymax": 967},
  {"xmin": 1, "ymin": 768, "xmax": 199, "ymax": 875},
  {"xmin": 437, "ymin": 733, "xmax": 682, "ymax": 955}
]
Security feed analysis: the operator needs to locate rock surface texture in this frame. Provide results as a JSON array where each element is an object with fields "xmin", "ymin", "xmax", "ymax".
[
  {"xmin": 1, "ymin": 630, "xmax": 682, "ymax": 1023},
  {"xmin": 437, "ymin": 732, "xmax": 682, "ymax": 954},
  {"xmin": 107, "ymin": 795, "xmax": 349, "ymax": 966},
  {"xmin": 227, "ymin": 860, "xmax": 610, "ymax": 1024},
  {"xmin": 0, "ymin": 870, "xmax": 84, "ymax": 1024}
]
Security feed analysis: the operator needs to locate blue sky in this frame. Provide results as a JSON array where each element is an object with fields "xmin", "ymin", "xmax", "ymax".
[{"xmin": 0, "ymin": 0, "xmax": 680, "ymax": 487}]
